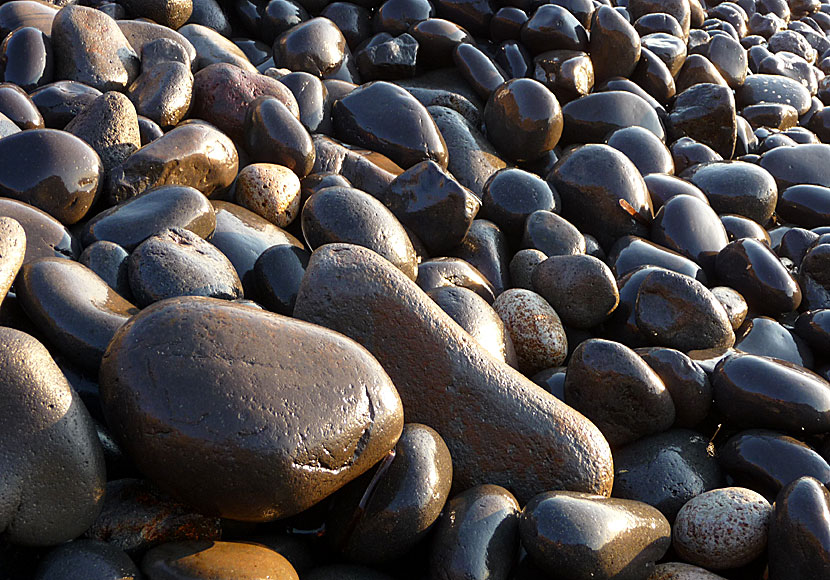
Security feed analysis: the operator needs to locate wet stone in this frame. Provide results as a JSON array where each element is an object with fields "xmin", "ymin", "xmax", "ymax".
[
  {"xmin": 564, "ymin": 338, "xmax": 675, "ymax": 447},
  {"xmin": 631, "ymin": 46, "xmax": 676, "ymax": 105},
  {"xmin": 294, "ymin": 243, "xmax": 615, "ymax": 501},
  {"xmin": 734, "ymin": 316, "xmax": 813, "ymax": 368},
  {"xmin": 509, "ymin": 249, "xmax": 547, "ymax": 291},
  {"xmin": 795, "ymin": 309, "xmax": 830, "ymax": 357},
  {"xmin": 519, "ymin": 491, "xmax": 671, "ymax": 580},
  {"xmin": 128, "ymin": 61, "xmax": 193, "ymax": 129},
  {"xmin": 448, "ymin": 219, "xmax": 511, "ymax": 296},
  {"xmin": 122, "ymin": 0, "xmax": 193, "ymax": 30},
  {"xmin": 778, "ymin": 184, "xmax": 830, "ymax": 228},
  {"xmin": 65, "ymin": 91, "xmax": 141, "ymax": 173},
  {"xmin": 481, "ymin": 168, "xmax": 556, "ymax": 237},
  {"xmin": 0, "ymin": 327, "xmax": 105, "ymax": 546},
  {"xmin": 178, "ymin": 23, "xmax": 257, "ymax": 72},
  {"xmin": 520, "ymin": 4, "xmax": 588, "ymax": 55},
  {"xmin": 83, "ymin": 184, "xmax": 216, "ymax": 252},
  {"xmin": 379, "ymin": 159, "xmax": 480, "ymax": 255},
  {"xmin": 634, "ymin": 269, "xmax": 735, "ymax": 352},
  {"xmin": 0, "ymin": 216, "xmax": 25, "ymax": 306},
  {"xmin": 711, "ymin": 286, "xmax": 748, "ymax": 330},
  {"xmin": 720, "ymin": 214, "xmax": 770, "ymax": 245},
  {"xmin": 647, "ymin": 563, "xmax": 728, "ymax": 579},
  {"xmin": 279, "ymin": 71, "xmax": 331, "ymax": 135},
  {"xmin": 0, "ymin": 83, "xmax": 43, "ymax": 131},
  {"xmin": 356, "ymin": 32, "xmax": 418, "ymax": 80},
  {"xmin": 493, "ymin": 288, "xmax": 567, "ymax": 375},
  {"xmin": 612, "ymin": 429, "xmax": 723, "ymax": 521},
  {"xmin": 522, "ymin": 210, "xmax": 585, "ymax": 258},
  {"xmin": 635, "ymin": 347, "xmax": 712, "ymax": 428},
  {"xmin": 672, "ymin": 487, "xmax": 771, "ymax": 570},
  {"xmin": 684, "ymin": 161, "xmax": 777, "ymax": 224},
  {"xmin": 100, "ymin": 297, "xmax": 404, "ymax": 521},
  {"xmin": 607, "ymin": 126, "xmax": 673, "ymax": 176},
  {"xmin": 326, "ymin": 423, "xmax": 452, "ymax": 563},
  {"xmin": 80, "ymin": 241, "xmax": 132, "ymax": 300},
  {"xmin": 275, "ymin": 17, "xmax": 357, "ymax": 80},
  {"xmin": 142, "ymin": 541, "xmax": 299, "ymax": 580},
  {"xmin": 118, "ymin": 20, "xmax": 196, "ymax": 68},
  {"xmin": 140, "ymin": 37, "xmax": 192, "ymax": 70},
  {"xmin": 127, "ymin": 228, "xmax": 243, "ymax": 307},
  {"xmin": 608, "ymin": 236, "xmax": 707, "ymax": 284},
  {"xmin": 0, "ymin": 26, "xmax": 53, "ymax": 92},
  {"xmin": 429, "ymin": 285, "xmax": 517, "ymax": 366},
  {"xmin": 453, "ymin": 43, "xmax": 505, "ymax": 101},
  {"xmin": 429, "ymin": 484, "xmax": 519, "ymax": 580},
  {"xmin": 590, "ymin": 5, "xmax": 641, "ymax": 82},
  {"xmin": 531, "ymin": 49, "xmax": 594, "ymax": 103},
  {"xmin": 407, "ymin": 19, "xmax": 472, "ymax": 68},
  {"xmin": 235, "ymin": 163, "xmax": 301, "ymax": 228},
  {"xmin": 736, "ymin": 73, "xmax": 812, "ymax": 115},
  {"xmin": 51, "ymin": 5, "xmax": 139, "ymax": 93},
  {"xmin": 0, "ymin": 1, "xmax": 57, "ymax": 40},
  {"xmin": 668, "ymin": 83, "xmax": 737, "ymax": 159},
  {"xmin": 416, "ymin": 257, "xmax": 495, "ymax": 303},
  {"xmin": 0, "ymin": 198, "xmax": 79, "ymax": 264},
  {"xmin": 35, "ymin": 540, "xmax": 140, "ymax": 580},
  {"xmin": 16, "ymin": 258, "xmax": 138, "ymax": 372},
  {"xmin": 253, "ymin": 244, "xmax": 309, "ymax": 316},
  {"xmin": 245, "ymin": 95, "xmax": 315, "ymax": 179},
  {"xmin": 670, "ymin": 137, "xmax": 723, "ymax": 175}
]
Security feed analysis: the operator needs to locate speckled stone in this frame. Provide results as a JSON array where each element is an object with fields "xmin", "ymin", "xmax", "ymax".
[
  {"xmin": 235, "ymin": 163, "xmax": 301, "ymax": 227},
  {"xmin": 647, "ymin": 563, "xmax": 728, "ymax": 579},
  {"xmin": 34, "ymin": 540, "xmax": 140, "ymax": 580},
  {"xmin": 0, "ymin": 217, "xmax": 25, "ymax": 305},
  {"xmin": 672, "ymin": 487, "xmax": 771, "ymax": 570},
  {"xmin": 493, "ymin": 288, "xmax": 567, "ymax": 376}
]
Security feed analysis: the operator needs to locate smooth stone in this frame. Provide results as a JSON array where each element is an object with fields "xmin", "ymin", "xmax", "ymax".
[
  {"xmin": 522, "ymin": 210, "xmax": 585, "ymax": 258},
  {"xmin": 670, "ymin": 137, "xmax": 723, "ymax": 175},
  {"xmin": 742, "ymin": 102, "xmax": 798, "ymax": 131},
  {"xmin": 192, "ymin": 63, "xmax": 298, "ymax": 143},
  {"xmin": 668, "ymin": 83, "xmax": 737, "ymax": 159},
  {"xmin": 589, "ymin": 5, "xmax": 640, "ymax": 81},
  {"xmin": 137, "ymin": 116, "xmax": 163, "ymax": 145},
  {"xmin": 612, "ymin": 429, "xmax": 723, "ymax": 521},
  {"xmin": 651, "ymin": 194, "xmax": 729, "ymax": 276},
  {"xmin": 795, "ymin": 309, "xmax": 830, "ymax": 357},
  {"xmin": 608, "ymin": 236, "xmax": 707, "ymax": 283},
  {"xmin": 800, "ymin": 243, "xmax": 830, "ymax": 310},
  {"xmin": 0, "ymin": 128, "xmax": 102, "ymax": 225},
  {"xmin": 448, "ymin": 219, "xmax": 511, "ymax": 296},
  {"xmin": 532, "ymin": 254, "xmax": 617, "ymax": 329},
  {"xmin": 641, "ymin": 32, "xmax": 686, "ymax": 75},
  {"xmin": 379, "ymin": 159, "xmax": 480, "ymax": 255},
  {"xmin": 684, "ymin": 161, "xmax": 777, "ymax": 224},
  {"xmin": 0, "ymin": 327, "xmax": 105, "ymax": 546},
  {"xmin": 778, "ymin": 184, "xmax": 830, "ymax": 228},
  {"xmin": 416, "ymin": 256, "xmax": 495, "ymax": 303},
  {"xmin": 734, "ymin": 316, "xmax": 812, "ymax": 368},
  {"xmin": 719, "ymin": 429, "xmax": 830, "ymax": 498},
  {"xmin": 52, "ymin": 5, "xmax": 139, "ymax": 92},
  {"xmin": 294, "ymin": 243, "xmax": 615, "ymax": 500},
  {"xmin": 672, "ymin": 487, "xmax": 771, "ymax": 570},
  {"xmin": 117, "ymin": 20, "xmax": 196, "ymax": 67},
  {"xmin": 428, "ymin": 105, "xmax": 507, "ymax": 196},
  {"xmin": 484, "ymin": 78, "xmax": 562, "ymax": 164},
  {"xmin": 715, "ymin": 237, "xmax": 802, "ymax": 314},
  {"xmin": 65, "ymin": 91, "xmax": 141, "ymax": 173},
  {"xmin": 548, "ymin": 144, "xmax": 652, "ymax": 249},
  {"xmin": 736, "ymin": 74, "xmax": 812, "ymax": 116},
  {"xmin": 253, "ymin": 244, "xmax": 309, "ymax": 315},
  {"xmin": 0, "ymin": 26, "xmax": 53, "ymax": 92},
  {"xmin": 235, "ymin": 163, "xmax": 301, "ymax": 228},
  {"xmin": 561, "ymin": 91, "xmax": 665, "ymax": 145},
  {"xmin": 768, "ymin": 476, "xmax": 830, "ymax": 580},
  {"xmin": 127, "ymin": 228, "xmax": 242, "ymax": 307},
  {"xmin": 0, "ymin": 1, "xmax": 57, "ymax": 42},
  {"xmin": 509, "ymin": 249, "xmax": 547, "ymax": 290},
  {"xmin": 311, "ymin": 134, "xmax": 400, "ymax": 196},
  {"xmin": 178, "ymin": 23, "xmax": 257, "ymax": 72},
  {"xmin": 326, "ymin": 423, "xmax": 452, "ymax": 562},
  {"xmin": 603, "ymin": 265, "xmax": 665, "ymax": 347},
  {"xmin": 696, "ymin": 34, "xmax": 747, "ymax": 89},
  {"xmin": 520, "ymin": 4, "xmax": 588, "ymax": 54},
  {"xmin": 128, "ymin": 61, "xmax": 193, "ymax": 129},
  {"xmin": 481, "ymin": 168, "xmax": 555, "ymax": 237},
  {"xmin": 302, "ymin": 185, "xmax": 417, "ymax": 279},
  {"xmin": 245, "ymin": 95, "xmax": 315, "ymax": 179},
  {"xmin": 759, "ymin": 146, "xmax": 830, "ymax": 192},
  {"xmin": 628, "ymin": 0, "xmax": 690, "ymax": 37},
  {"xmin": 606, "ymin": 126, "xmax": 673, "ymax": 177},
  {"xmin": 493, "ymin": 288, "xmax": 567, "ymax": 375},
  {"xmin": 83, "ymin": 185, "xmax": 215, "ymax": 252},
  {"xmin": 647, "ymin": 563, "xmax": 728, "ymax": 579},
  {"xmin": 635, "ymin": 347, "xmax": 712, "ymax": 428},
  {"xmin": 139, "ymin": 37, "xmax": 192, "ymax": 70},
  {"xmin": 122, "ymin": 0, "xmax": 193, "ymax": 29},
  {"xmin": 321, "ymin": 2, "xmax": 372, "ymax": 50},
  {"xmin": 80, "ymin": 241, "xmax": 131, "ymax": 300},
  {"xmin": 210, "ymin": 200, "xmax": 303, "ymax": 298},
  {"xmin": 713, "ymin": 353, "xmax": 830, "ymax": 433},
  {"xmin": 305, "ymin": 565, "xmax": 395, "ymax": 580},
  {"xmin": 675, "ymin": 54, "xmax": 728, "ymax": 93},
  {"xmin": 711, "ymin": 286, "xmax": 747, "ymax": 330},
  {"xmin": 429, "ymin": 484, "xmax": 519, "ymax": 580},
  {"xmin": 406, "ymin": 19, "xmax": 471, "ymax": 68},
  {"xmin": 35, "ymin": 540, "xmax": 140, "ymax": 580},
  {"xmin": 100, "ymin": 297, "xmax": 403, "ymax": 521},
  {"xmin": 564, "ymin": 338, "xmax": 675, "ymax": 447},
  {"xmin": 274, "ymin": 17, "xmax": 356, "ymax": 80},
  {"xmin": 16, "ymin": 258, "xmax": 138, "ymax": 372},
  {"xmin": 334, "ymin": 81, "xmax": 447, "ymax": 169},
  {"xmin": 0, "ymin": 198, "xmax": 78, "ymax": 263},
  {"xmin": 0, "ymin": 83, "xmax": 43, "ymax": 130},
  {"xmin": 519, "ymin": 491, "xmax": 671, "ymax": 580},
  {"xmin": 279, "ymin": 71, "xmax": 331, "ymax": 135},
  {"xmin": 0, "ymin": 216, "xmax": 25, "ymax": 305},
  {"xmin": 720, "ymin": 214, "xmax": 770, "ymax": 245},
  {"xmin": 453, "ymin": 43, "xmax": 505, "ymax": 101},
  {"xmin": 631, "ymin": 46, "xmax": 676, "ymax": 104},
  {"xmin": 429, "ymin": 286, "xmax": 517, "ymax": 366},
  {"xmin": 634, "ymin": 269, "xmax": 734, "ymax": 352},
  {"xmin": 84, "ymin": 478, "xmax": 221, "ymax": 555},
  {"xmin": 531, "ymin": 49, "xmax": 594, "ymax": 103},
  {"xmin": 107, "ymin": 122, "xmax": 238, "ymax": 204},
  {"xmin": 141, "ymin": 541, "xmax": 298, "ymax": 580}
]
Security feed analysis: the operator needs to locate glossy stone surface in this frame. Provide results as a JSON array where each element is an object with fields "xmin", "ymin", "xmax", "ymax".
[
  {"xmin": 520, "ymin": 491, "xmax": 671, "ymax": 580},
  {"xmin": 522, "ymin": 210, "xmax": 584, "ymax": 258},
  {"xmin": 564, "ymin": 338, "xmax": 675, "ymax": 447},
  {"xmin": 79, "ymin": 241, "xmax": 131, "ymax": 300},
  {"xmin": 245, "ymin": 95, "xmax": 315, "ymax": 179},
  {"xmin": 562, "ymin": 90, "xmax": 664, "ymax": 145},
  {"xmin": 636, "ymin": 347, "xmax": 712, "ymax": 427},
  {"xmin": 672, "ymin": 487, "xmax": 771, "ymax": 570},
  {"xmin": 253, "ymin": 244, "xmax": 309, "ymax": 315},
  {"xmin": 668, "ymin": 83, "xmax": 737, "ymax": 159},
  {"xmin": 734, "ymin": 316, "xmax": 812, "ymax": 368},
  {"xmin": 448, "ymin": 219, "xmax": 511, "ymax": 296},
  {"xmin": 768, "ymin": 476, "xmax": 830, "ymax": 580},
  {"xmin": 416, "ymin": 257, "xmax": 495, "ymax": 303},
  {"xmin": 0, "ymin": 198, "xmax": 79, "ymax": 264},
  {"xmin": 778, "ymin": 184, "xmax": 830, "ymax": 228},
  {"xmin": 613, "ymin": 429, "xmax": 723, "ymax": 521},
  {"xmin": 608, "ymin": 236, "xmax": 707, "ymax": 283},
  {"xmin": 590, "ymin": 5, "xmax": 641, "ymax": 82},
  {"xmin": 606, "ymin": 126, "xmax": 673, "ymax": 176},
  {"xmin": 0, "ymin": 26, "xmax": 53, "ymax": 92},
  {"xmin": 107, "ymin": 122, "xmax": 238, "ymax": 203},
  {"xmin": 128, "ymin": 60, "xmax": 192, "ymax": 129},
  {"xmin": 684, "ymin": 161, "xmax": 777, "ymax": 224},
  {"xmin": 326, "ymin": 423, "xmax": 452, "ymax": 562},
  {"xmin": 100, "ymin": 297, "xmax": 404, "ymax": 521},
  {"xmin": 83, "ymin": 185, "xmax": 216, "ymax": 252},
  {"xmin": 759, "ymin": 144, "xmax": 830, "ymax": 190},
  {"xmin": 142, "ymin": 541, "xmax": 299, "ymax": 580},
  {"xmin": 0, "ymin": 327, "xmax": 105, "ymax": 546},
  {"xmin": 294, "ymin": 243, "xmax": 614, "ymax": 501},
  {"xmin": 520, "ymin": 5, "xmax": 588, "ymax": 54},
  {"xmin": 0, "ymin": 128, "xmax": 102, "ymax": 225}
]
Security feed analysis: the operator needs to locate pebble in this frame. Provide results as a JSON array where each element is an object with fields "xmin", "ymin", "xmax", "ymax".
[
  {"xmin": 35, "ymin": 540, "xmax": 141, "ymax": 580},
  {"xmin": 234, "ymin": 163, "xmax": 301, "ymax": 227},
  {"xmin": 141, "ymin": 541, "xmax": 299, "ymax": 580},
  {"xmin": 0, "ymin": 216, "xmax": 25, "ymax": 305},
  {"xmin": 65, "ymin": 91, "xmax": 141, "ymax": 173},
  {"xmin": 672, "ymin": 487, "xmax": 771, "ymax": 570}
]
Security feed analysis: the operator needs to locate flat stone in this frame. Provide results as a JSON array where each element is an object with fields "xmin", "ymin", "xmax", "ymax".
[{"xmin": 99, "ymin": 297, "xmax": 404, "ymax": 521}]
